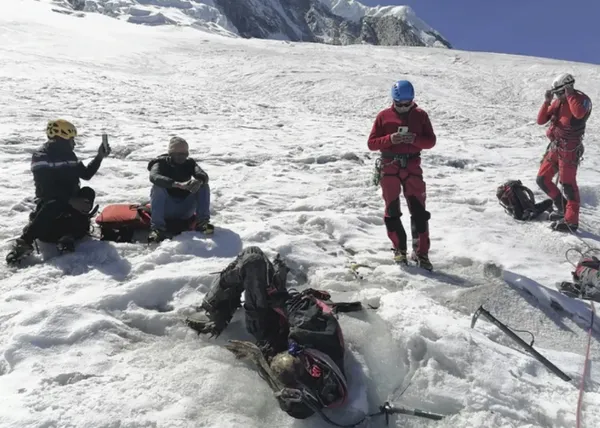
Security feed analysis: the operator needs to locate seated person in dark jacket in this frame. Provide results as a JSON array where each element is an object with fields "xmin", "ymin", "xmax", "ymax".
[
  {"xmin": 6, "ymin": 119, "xmax": 110, "ymax": 265},
  {"xmin": 147, "ymin": 136, "xmax": 213, "ymax": 242},
  {"xmin": 186, "ymin": 246, "xmax": 361, "ymax": 420}
]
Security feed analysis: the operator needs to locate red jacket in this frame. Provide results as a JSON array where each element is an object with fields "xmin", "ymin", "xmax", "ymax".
[
  {"xmin": 537, "ymin": 90, "xmax": 592, "ymax": 143},
  {"xmin": 367, "ymin": 104, "xmax": 436, "ymax": 155}
]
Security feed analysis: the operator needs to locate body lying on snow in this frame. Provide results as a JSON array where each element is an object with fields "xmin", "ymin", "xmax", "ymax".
[{"xmin": 186, "ymin": 246, "xmax": 363, "ymax": 420}]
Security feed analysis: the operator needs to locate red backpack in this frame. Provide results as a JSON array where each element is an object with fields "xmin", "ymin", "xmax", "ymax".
[{"xmin": 95, "ymin": 204, "xmax": 152, "ymax": 242}]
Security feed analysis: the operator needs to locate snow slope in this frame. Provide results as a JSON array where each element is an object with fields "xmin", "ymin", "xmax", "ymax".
[{"xmin": 1, "ymin": 1, "xmax": 600, "ymax": 427}]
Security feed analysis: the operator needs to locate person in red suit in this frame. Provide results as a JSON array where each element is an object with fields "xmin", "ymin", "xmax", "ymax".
[
  {"xmin": 536, "ymin": 73, "xmax": 593, "ymax": 232},
  {"xmin": 368, "ymin": 80, "xmax": 436, "ymax": 270}
]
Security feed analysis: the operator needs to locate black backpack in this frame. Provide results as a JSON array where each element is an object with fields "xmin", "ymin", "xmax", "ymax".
[{"xmin": 496, "ymin": 180, "xmax": 552, "ymax": 220}]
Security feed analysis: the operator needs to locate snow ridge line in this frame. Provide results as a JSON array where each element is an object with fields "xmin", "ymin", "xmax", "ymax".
[{"xmin": 576, "ymin": 300, "xmax": 596, "ymax": 428}]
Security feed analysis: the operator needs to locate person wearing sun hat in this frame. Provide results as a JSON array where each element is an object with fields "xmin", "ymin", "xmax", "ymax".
[{"xmin": 147, "ymin": 136, "xmax": 213, "ymax": 242}]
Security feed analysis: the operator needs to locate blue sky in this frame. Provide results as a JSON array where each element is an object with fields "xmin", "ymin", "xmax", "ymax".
[{"xmin": 361, "ymin": 0, "xmax": 600, "ymax": 65}]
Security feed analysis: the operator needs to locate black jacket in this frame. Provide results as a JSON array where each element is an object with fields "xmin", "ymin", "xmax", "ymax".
[
  {"xmin": 31, "ymin": 139, "xmax": 102, "ymax": 203},
  {"xmin": 147, "ymin": 154, "xmax": 209, "ymax": 199}
]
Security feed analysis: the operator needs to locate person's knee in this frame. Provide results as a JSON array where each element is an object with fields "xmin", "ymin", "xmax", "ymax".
[
  {"xmin": 562, "ymin": 183, "xmax": 578, "ymax": 201},
  {"xmin": 151, "ymin": 185, "xmax": 169, "ymax": 200},
  {"xmin": 242, "ymin": 246, "xmax": 265, "ymax": 257},
  {"xmin": 407, "ymin": 196, "xmax": 430, "ymax": 233},
  {"xmin": 536, "ymin": 175, "xmax": 547, "ymax": 190},
  {"xmin": 384, "ymin": 216, "xmax": 402, "ymax": 231},
  {"xmin": 78, "ymin": 187, "xmax": 96, "ymax": 202},
  {"xmin": 385, "ymin": 198, "xmax": 401, "ymax": 217},
  {"xmin": 240, "ymin": 248, "xmax": 270, "ymax": 271}
]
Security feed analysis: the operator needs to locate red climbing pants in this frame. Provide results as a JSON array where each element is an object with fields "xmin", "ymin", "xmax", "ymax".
[
  {"xmin": 536, "ymin": 142, "xmax": 581, "ymax": 225},
  {"xmin": 380, "ymin": 158, "xmax": 430, "ymax": 255}
]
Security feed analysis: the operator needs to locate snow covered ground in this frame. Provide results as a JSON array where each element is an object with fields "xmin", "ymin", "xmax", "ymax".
[{"xmin": 1, "ymin": 1, "xmax": 600, "ymax": 427}]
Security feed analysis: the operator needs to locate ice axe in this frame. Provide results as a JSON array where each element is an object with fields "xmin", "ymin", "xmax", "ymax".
[{"xmin": 471, "ymin": 305, "xmax": 571, "ymax": 382}]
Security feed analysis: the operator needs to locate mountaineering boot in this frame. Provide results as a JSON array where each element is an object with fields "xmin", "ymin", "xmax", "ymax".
[
  {"xmin": 186, "ymin": 311, "xmax": 218, "ymax": 336},
  {"xmin": 551, "ymin": 219, "xmax": 578, "ymax": 233},
  {"xmin": 393, "ymin": 249, "xmax": 408, "ymax": 265},
  {"xmin": 195, "ymin": 219, "xmax": 214, "ymax": 235},
  {"xmin": 148, "ymin": 228, "xmax": 172, "ymax": 243},
  {"xmin": 6, "ymin": 238, "xmax": 34, "ymax": 265},
  {"xmin": 186, "ymin": 302, "xmax": 230, "ymax": 338},
  {"xmin": 558, "ymin": 281, "xmax": 582, "ymax": 298},
  {"xmin": 549, "ymin": 211, "xmax": 565, "ymax": 221},
  {"xmin": 552, "ymin": 195, "xmax": 567, "ymax": 215},
  {"xmin": 411, "ymin": 252, "xmax": 433, "ymax": 271},
  {"xmin": 57, "ymin": 235, "xmax": 76, "ymax": 254}
]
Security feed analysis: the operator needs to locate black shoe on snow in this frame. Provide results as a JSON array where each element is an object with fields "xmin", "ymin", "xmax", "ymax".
[
  {"xmin": 148, "ymin": 228, "xmax": 172, "ymax": 243},
  {"xmin": 411, "ymin": 252, "xmax": 433, "ymax": 271},
  {"xmin": 187, "ymin": 300, "xmax": 231, "ymax": 337},
  {"xmin": 551, "ymin": 220, "xmax": 578, "ymax": 233},
  {"xmin": 6, "ymin": 238, "xmax": 34, "ymax": 265},
  {"xmin": 195, "ymin": 220, "xmax": 214, "ymax": 235},
  {"xmin": 549, "ymin": 211, "xmax": 565, "ymax": 221},
  {"xmin": 186, "ymin": 311, "xmax": 223, "ymax": 337},
  {"xmin": 558, "ymin": 281, "xmax": 583, "ymax": 298},
  {"xmin": 393, "ymin": 249, "xmax": 408, "ymax": 265},
  {"xmin": 57, "ymin": 235, "xmax": 76, "ymax": 254}
]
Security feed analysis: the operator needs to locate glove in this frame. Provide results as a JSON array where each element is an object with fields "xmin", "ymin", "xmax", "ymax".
[
  {"xmin": 544, "ymin": 90, "xmax": 553, "ymax": 103},
  {"xmin": 98, "ymin": 141, "xmax": 111, "ymax": 158},
  {"xmin": 564, "ymin": 84, "xmax": 574, "ymax": 95},
  {"xmin": 69, "ymin": 197, "xmax": 93, "ymax": 214},
  {"xmin": 391, "ymin": 132, "xmax": 415, "ymax": 144},
  {"xmin": 186, "ymin": 178, "xmax": 203, "ymax": 193}
]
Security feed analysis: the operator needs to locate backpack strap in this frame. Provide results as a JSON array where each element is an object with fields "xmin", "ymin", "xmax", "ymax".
[
  {"xmin": 521, "ymin": 185, "xmax": 536, "ymax": 205},
  {"xmin": 133, "ymin": 204, "xmax": 152, "ymax": 222}
]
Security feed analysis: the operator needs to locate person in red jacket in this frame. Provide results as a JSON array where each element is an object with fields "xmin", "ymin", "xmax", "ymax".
[
  {"xmin": 536, "ymin": 73, "xmax": 592, "ymax": 232},
  {"xmin": 368, "ymin": 80, "xmax": 436, "ymax": 270}
]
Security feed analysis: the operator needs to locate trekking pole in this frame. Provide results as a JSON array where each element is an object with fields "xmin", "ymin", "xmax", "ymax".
[{"xmin": 471, "ymin": 306, "xmax": 571, "ymax": 382}]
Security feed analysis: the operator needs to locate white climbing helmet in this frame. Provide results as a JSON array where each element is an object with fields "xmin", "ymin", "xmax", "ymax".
[{"xmin": 552, "ymin": 73, "xmax": 575, "ymax": 92}]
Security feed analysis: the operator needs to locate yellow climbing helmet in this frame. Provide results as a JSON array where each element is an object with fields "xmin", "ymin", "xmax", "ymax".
[{"xmin": 46, "ymin": 119, "xmax": 77, "ymax": 140}]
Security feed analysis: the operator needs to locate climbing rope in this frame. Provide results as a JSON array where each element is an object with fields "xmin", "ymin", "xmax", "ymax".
[{"xmin": 575, "ymin": 301, "xmax": 595, "ymax": 428}]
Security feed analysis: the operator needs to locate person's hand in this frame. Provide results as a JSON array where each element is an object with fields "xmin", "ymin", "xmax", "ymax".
[
  {"xmin": 564, "ymin": 84, "xmax": 574, "ymax": 95},
  {"xmin": 391, "ymin": 132, "xmax": 415, "ymax": 144},
  {"xmin": 172, "ymin": 181, "xmax": 189, "ymax": 190},
  {"xmin": 98, "ymin": 141, "xmax": 111, "ymax": 158},
  {"xmin": 187, "ymin": 178, "xmax": 203, "ymax": 193},
  {"xmin": 544, "ymin": 89, "xmax": 553, "ymax": 103}
]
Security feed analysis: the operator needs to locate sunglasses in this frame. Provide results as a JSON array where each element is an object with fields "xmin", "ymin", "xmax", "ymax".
[{"xmin": 394, "ymin": 100, "xmax": 413, "ymax": 107}]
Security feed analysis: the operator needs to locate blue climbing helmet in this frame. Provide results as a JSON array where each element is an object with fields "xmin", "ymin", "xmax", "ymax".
[{"xmin": 391, "ymin": 80, "xmax": 414, "ymax": 102}]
